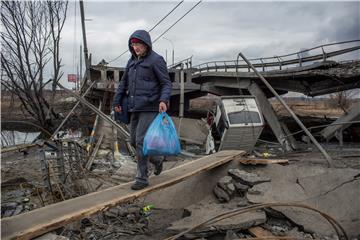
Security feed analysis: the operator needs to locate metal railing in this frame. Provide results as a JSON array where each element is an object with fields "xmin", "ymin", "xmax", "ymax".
[
  {"xmin": 168, "ymin": 56, "xmax": 193, "ymax": 69},
  {"xmin": 191, "ymin": 40, "xmax": 360, "ymax": 74}
]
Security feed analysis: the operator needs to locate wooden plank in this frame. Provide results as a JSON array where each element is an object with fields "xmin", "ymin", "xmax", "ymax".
[
  {"xmin": 238, "ymin": 158, "xmax": 289, "ymax": 165},
  {"xmin": 238, "ymin": 237, "xmax": 295, "ymax": 240},
  {"xmin": 248, "ymin": 226, "xmax": 275, "ymax": 237},
  {"xmin": 1, "ymin": 143, "xmax": 35, "ymax": 154},
  {"xmin": 1, "ymin": 150, "xmax": 245, "ymax": 240},
  {"xmin": 85, "ymin": 133, "xmax": 104, "ymax": 170},
  {"xmin": 247, "ymin": 226, "xmax": 295, "ymax": 240}
]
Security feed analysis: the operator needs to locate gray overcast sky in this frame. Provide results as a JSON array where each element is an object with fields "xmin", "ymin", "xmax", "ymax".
[{"xmin": 59, "ymin": 0, "xmax": 360, "ymax": 87}]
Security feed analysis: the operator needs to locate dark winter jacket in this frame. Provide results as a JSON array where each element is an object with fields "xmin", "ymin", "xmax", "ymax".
[{"xmin": 112, "ymin": 30, "xmax": 172, "ymax": 112}]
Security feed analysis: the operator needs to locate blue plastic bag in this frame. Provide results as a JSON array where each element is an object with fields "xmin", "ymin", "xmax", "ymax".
[{"xmin": 143, "ymin": 112, "xmax": 181, "ymax": 156}]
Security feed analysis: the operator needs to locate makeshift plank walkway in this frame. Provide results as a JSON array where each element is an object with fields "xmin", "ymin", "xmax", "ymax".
[{"xmin": 1, "ymin": 150, "xmax": 245, "ymax": 240}]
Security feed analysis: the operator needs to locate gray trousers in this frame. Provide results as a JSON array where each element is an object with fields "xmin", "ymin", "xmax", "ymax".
[{"xmin": 130, "ymin": 112, "xmax": 162, "ymax": 184}]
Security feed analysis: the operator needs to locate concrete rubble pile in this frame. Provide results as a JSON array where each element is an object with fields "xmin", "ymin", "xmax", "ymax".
[
  {"xmin": 1, "ymin": 185, "xmax": 35, "ymax": 218},
  {"xmin": 213, "ymin": 169, "xmax": 271, "ymax": 203},
  {"xmin": 56, "ymin": 203, "xmax": 160, "ymax": 239},
  {"xmin": 165, "ymin": 169, "xmax": 273, "ymax": 239},
  {"xmin": 164, "ymin": 163, "xmax": 359, "ymax": 239},
  {"xmin": 246, "ymin": 164, "xmax": 360, "ymax": 238}
]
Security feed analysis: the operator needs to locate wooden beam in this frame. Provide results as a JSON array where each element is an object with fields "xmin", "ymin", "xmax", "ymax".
[
  {"xmin": 1, "ymin": 150, "xmax": 245, "ymax": 240},
  {"xmin": 1, "ymin": 143, "xmax": 35, "ymax": 154},
  {"xmin": 85, "ymin": 133, "xmax": 104, "ymax": 170},
  {"xmin": 237, "ymin": 237, "xmax": 296, "ymax": 240},
  {"xmin": 238, "ymin": 158, "xmax": 289, "ymax": 165},
  {"xmin": 247, "ymin": 224, "xmax": 295, "ymax": 240},
  {"xmin": 248, "ymin": 226, "xmax": 275, "ymax": 237}
]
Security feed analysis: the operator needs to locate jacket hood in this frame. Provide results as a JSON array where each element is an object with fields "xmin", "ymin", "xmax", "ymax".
[{"xmin": 128, "ymin": 30, "xmax": 152, "ymax": 57}]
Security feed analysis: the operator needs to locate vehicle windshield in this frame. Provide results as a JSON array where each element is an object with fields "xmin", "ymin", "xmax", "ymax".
[{"xmin": 227, "ymin": 111, "xmax": 261, "ymax": 125}]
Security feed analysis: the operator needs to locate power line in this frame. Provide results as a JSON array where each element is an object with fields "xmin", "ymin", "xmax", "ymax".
[
  {"xmin": 148, "ymin": 0, "xmax": 184, "ymax": 32},
  {"xmin": 108, "ymin": 1, "xmax": 184, "ymax": 63},
  {"xmin": 108, "ymin": 49, "xmax": 128, "ymax": 64},
  {"xmin": 153, "ymin": 1, "xmax": 202, "ymax": 43}
]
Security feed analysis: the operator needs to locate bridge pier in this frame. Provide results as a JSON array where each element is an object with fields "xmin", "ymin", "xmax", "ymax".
[{"xmin": 247, "ymin": 82, "xmax": 296, "ymax": 151}]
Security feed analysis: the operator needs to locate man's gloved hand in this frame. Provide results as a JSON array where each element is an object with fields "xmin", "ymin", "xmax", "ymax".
[
  {"xmin": 114, "ymin": 106, "xmax": 122, "ymax": 113},
  {"xmin": 159, "ymin": 101, "xmax": 167, "ymax": 112}
]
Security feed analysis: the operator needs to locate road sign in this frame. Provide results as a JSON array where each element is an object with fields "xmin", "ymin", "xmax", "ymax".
[{"xmin": 68, "ymin": 74, "xmax": 77, "ymax": 83}]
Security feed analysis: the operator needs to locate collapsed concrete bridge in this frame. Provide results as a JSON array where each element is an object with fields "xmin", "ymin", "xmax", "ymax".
[
  {"xmin": 84, "ymin": 40, "xmax": 359, "ymax": 113},
  {"xmin": 83, "ymin": 40, "xmax": 360, "ymax": 151}
]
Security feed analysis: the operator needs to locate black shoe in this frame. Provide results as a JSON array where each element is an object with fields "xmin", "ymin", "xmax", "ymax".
[
  {"xmin": 131, "ymin": 182, "xmax": 149, "ymax": 190},
  {"xmin": 154, "ymin": 161, "xmax": 163, "ymax": 176}
]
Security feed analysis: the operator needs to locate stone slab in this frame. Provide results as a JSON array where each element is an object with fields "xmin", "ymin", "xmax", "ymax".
[{"xmin": 228, "ymin": 169, "xmax": 271, "ymax": 186}]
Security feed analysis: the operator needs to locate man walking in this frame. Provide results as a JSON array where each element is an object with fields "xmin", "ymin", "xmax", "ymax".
[{"xmin": 112, "ymin": 30, "xmax": 172, "ymax": 190}]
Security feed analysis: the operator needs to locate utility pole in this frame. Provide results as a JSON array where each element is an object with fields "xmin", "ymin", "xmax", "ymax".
[
  {"xmin": 179, "ymin": 64, "xmax": 185, "ymax": 117},
  {"xmin": 76, "ymin": 64, "xmax": 79, "ymax": 91},
  {"xmin": 163, "ymin": 37, "xmax": 174, "ymax": 65},
  {"xmin": 80, "ymin": 45, "xmax": 83, "ymax": 80},
  {"xmin": 79, "ymin": 0, "xmax": 90, "ymax": 89},
  {"xmin": 165, "ymin": 49, "xmax": 168, "ymax": 64}
]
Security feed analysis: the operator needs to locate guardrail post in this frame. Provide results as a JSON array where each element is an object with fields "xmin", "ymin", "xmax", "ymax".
[
  {"xmin": 321, "ymin": 47, "xmax": 327, "ymax": 61},
  {"xmin": 179, "ymin": 63, "xmax": 185, "ymax": 118},
  {"xmin": 297, "ymin": 53, "xmax": 302, "ymax": 67},
  {"xmin": 260, "ymin": 58, "xmax": 265, "ymax": 71},
  {"xmin": 275, "ymin": 56, "xmax": 282, "ymax": 70}
]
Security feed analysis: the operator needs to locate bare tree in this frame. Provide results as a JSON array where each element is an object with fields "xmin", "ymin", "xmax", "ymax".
[
  {"xmin": 329, "ymin": 90, "xmax": 358, "ymax": 114},
  {"xmin": 1, "ymin": 0, "xmax": 68, "ymax": 133}
]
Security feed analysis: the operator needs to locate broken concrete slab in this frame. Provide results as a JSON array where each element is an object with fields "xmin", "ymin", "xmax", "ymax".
[
  {"xmin": 213, "ymin": 185, "xmax": 231, "ymax": 203},
  {"xmin": 96, "ymin": 149, "xmax": 112, "ymax": 158},
  {"xmin": 34, "ymin": 233, "xmax": 69, "ymax": 240},
  {"xmin": 217, "ymin": 176, "xmax": 233, "ymax": 190},
  {"xmin": 75, "ymin": 178, "xmax": 103, "ymax": 192},
  {"xmin": 228, "ymin": 169, "xmax": 271, "ymax": 187},
  {"xmin": 226, "ymin": 183, "xmax": 235, "ymax": 195},
  {"xmin": 245, "ymin": 164, "xmax": 360, "ymax": 237},
  {"xmin": 172, "ymin": 117, "xmax": 209, "ymax": 146},
  {"xmin": 112, "ymin": 153, "xmax": 134, "ymax": 164},
  {"xmin": 111, "ymin": 160, "xmax": 137, "ymax": 182},
  {"xmin": 235, "ymin": 197, "xmax": 249, "ymax": 207},
  {"xmin": 233, "ymin": 182, "xmax": 249, "ymax": 193},
  {"xmin": 168, "ymin": 201, "xmax": 266, "ymax": 236},
  {"xmin": 145, "ymin": 160, "xmax": 240, "ymax": 209},
  {"xmin": 217, "ymin": 175, "xmax": 236, "ymax": 196}
]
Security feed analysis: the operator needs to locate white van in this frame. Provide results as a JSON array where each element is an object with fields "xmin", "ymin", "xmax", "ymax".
[{"xmin": 211, "ymin": 96, "xmax": 264, "ymax": 153}]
